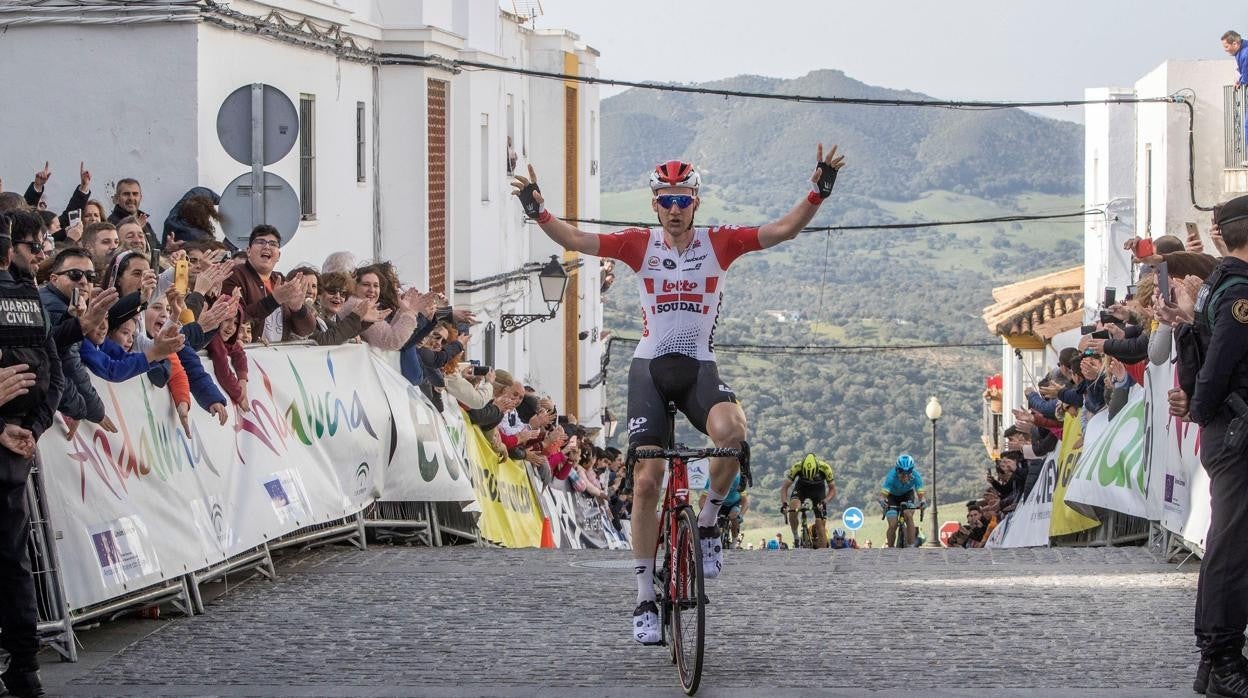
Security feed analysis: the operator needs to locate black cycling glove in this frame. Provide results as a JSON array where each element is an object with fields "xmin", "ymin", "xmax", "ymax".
[
  {"xmin": 812, "ymin": 161, "xmax": 839, "ymax": 199},
  {"xmin": 518, "ymin": 182, "xmax": 545, "ymax": 218}
]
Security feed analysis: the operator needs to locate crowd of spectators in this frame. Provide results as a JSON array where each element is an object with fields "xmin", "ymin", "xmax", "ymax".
[
  {"xmin": 1, "ymin": 161, "xmax": 633, "ymax": 542},
  {"xmin": 950, "ymin": 225, "xmax": 1225, "ymax": 548}
]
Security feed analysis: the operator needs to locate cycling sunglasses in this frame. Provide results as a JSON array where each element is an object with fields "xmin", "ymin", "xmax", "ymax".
[
  {"xmin": 655, "ymin": 194, "xmax": 695, "ymax": 210},
  {"xmin": 59, "ymin": 268, "xmax": 97, "ymax": 283}
]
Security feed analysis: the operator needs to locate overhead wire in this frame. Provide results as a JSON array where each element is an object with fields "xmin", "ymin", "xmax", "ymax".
[
  {"xmin": 609, "ymin": 337, "xmax": 1000, "ymax": 356},
  {"xmin": 559, "ymin": 208, "xmax": 1102, "ymax": 233}
]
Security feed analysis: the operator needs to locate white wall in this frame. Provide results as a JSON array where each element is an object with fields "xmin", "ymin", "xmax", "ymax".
[
  {"xmin": 1083, "ymin": 87, "xmax": 1137, "ymax": 319},
  {"xmin": 1135, "ymin": 59, "xmax": 1235, "ymax": 251},
  {"xmin": 0, "ymin": 23, "xmax": 199, "ymax": 228},
  {"xmin": 196, "ymin": 23, "xmax": 377, "ymax": 272}
]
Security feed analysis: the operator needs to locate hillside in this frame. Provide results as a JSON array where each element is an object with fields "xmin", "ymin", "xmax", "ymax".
[{"xmin": 597, "ymin": 71, "xmax": 1084, "ymax": 521}]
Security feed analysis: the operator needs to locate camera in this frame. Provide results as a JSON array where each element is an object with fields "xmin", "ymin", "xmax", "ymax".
[
  {"xmin": 1090, "ymin": 329, "xmax": 1110, "ymax": 339},
  {"xmin": 472, "ymin": 365, "xmax": 491, "ymax": 376},
  {"xmin": 1080, "ymin": 324, "xmax": 1097, "ymax": 335}
]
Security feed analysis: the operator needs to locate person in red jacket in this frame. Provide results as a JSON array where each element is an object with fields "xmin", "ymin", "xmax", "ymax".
[{"xmin": 206, "ymin": 308, "xmax": 249, "ymax": 412}]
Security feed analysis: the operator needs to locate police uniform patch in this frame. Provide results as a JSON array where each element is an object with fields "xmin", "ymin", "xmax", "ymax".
[{"xmin": 1234, "ymin": 299, "xmax": 1248, "ymax": 324}]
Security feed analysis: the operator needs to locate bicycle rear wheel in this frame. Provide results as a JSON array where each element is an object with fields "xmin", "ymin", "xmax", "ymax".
[{"xmin": 669, "ymin": 506, "xmax": 705, "ymax": 695}]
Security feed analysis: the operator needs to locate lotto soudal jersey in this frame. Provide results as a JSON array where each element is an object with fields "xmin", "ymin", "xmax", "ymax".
[{"xmin": 597, "ymin": 225, "xmax": 761, "ymax": 361}]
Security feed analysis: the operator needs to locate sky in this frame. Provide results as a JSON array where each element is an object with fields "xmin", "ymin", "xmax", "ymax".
[{"xmin": 523, "ymin": 0, "xmax": 1245, "ymax": 123}]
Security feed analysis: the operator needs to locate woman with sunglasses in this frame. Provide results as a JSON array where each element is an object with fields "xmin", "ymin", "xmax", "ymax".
[
  {"xmin": 512, "ymin": 143, "xmax": 846, "ymax": 645},
  {"xmin": 303, "ymin": 270, "xmax": 384, "ymax": 346}
]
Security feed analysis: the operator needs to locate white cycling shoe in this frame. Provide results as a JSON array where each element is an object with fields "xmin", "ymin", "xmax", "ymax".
[
  {"xmin": 633, "ymin": 600, "xmax": 661, "ymax": 645},
  {"xmin": 699, "ymin": 526, "xmax": 723, "ymax": 579}
]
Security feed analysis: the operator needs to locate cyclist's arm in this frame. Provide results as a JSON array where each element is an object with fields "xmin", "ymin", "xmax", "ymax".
[
  {"xmin": 532, "ymin": 214, "xmax": 601, "ymax": 255},
  {"xmin": 757, "ymin": 196, "xmax": 823, "ymax": 249},
  {"xmin": 779, "ymin": 479, "xmax": 792, "ymax": 503}
]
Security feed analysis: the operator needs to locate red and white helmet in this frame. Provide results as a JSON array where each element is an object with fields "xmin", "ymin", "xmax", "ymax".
[{"xmin": 649, "ymin": 160, "xmax": 700, "ymax": 192}]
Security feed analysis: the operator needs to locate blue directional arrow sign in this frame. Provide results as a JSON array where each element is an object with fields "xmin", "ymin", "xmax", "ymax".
[{"xmin": 842, "ymin": 507, "xmax": 865, "ymax": 531}]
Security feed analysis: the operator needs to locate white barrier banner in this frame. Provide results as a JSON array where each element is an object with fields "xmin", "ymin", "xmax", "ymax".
[
  {"xmin": 370, "ymin": 356, "xmax": 474, "ymax": 502},
  {"xmin": 1147, "ymin": 359, "xmax": 1212, "ymax": 550},
  {"xmin": 38, "ymin": 344, "xmax": 468, "ymax": 611},
  {"xmin": 531, "ymin": 475, "xmax": 628, "ymax": 550},
  {"xmin": 985, "ymin": 453, "xmax": 1056, "ymax": 548},
  {"xmin": 1064, "ymin": 385, "xmax": 1150, "ymax": 518}
]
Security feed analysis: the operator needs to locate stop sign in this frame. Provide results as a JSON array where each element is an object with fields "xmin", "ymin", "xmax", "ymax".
[{"xmin": 939, "ymin": 521, "xmax": 962, "ymax": 547}]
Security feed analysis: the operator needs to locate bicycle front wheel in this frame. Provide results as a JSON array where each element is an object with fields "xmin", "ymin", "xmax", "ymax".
[{"xmin": 670, "ymin": 506, "xmax": 705, "ymax": 695}]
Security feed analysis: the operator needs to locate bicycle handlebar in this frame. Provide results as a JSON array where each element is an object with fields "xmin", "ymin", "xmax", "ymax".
[{"xmin": 621, "ymin": 441, "xmax": 752, "ymax": 495}]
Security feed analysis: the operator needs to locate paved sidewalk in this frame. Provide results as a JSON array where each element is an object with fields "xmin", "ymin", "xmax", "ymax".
[{"xmin": 41, "ymin": 545, "xmax": 1199, "ymax": 696}]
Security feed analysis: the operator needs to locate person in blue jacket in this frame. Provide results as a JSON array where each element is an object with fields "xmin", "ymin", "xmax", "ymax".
[{"xmin": 1225, "ymin": 30, "xmax": 1248, "ymax": 164}]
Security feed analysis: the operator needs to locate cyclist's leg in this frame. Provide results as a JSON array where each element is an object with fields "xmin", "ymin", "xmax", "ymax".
[
  {"xmin": 884, "ymin": 494, "xmax": 901, "ymax": 547},
  {"xmin": 787, "ymin": 494, "xmax": 802, "ymax": 541},
  {"xmin": 682, "ymin": 362, "xmax": 745, "ymax": 523},
  {"xmin": 625, "ymin": 359, "xmax": 670, "ymax": 608},
  {"xmin": 900, "ymin": 492, "xmax": 917, "ymax": 546},
  {"xmin": 811, "ymin": 485, "xmax": 829, "ymax": 547}
]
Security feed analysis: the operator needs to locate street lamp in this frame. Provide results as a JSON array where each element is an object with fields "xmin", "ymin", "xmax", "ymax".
[
  {"xmin": 925, "ymin": 396, "xmax": 943, "ymax": 547},
  {"xmin": 500, "ymin": 256, "xmax": 569, "ymax": 333}
]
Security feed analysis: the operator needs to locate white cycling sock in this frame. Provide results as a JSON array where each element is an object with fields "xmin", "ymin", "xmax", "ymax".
[
  {"xmin": 699, "ymin": 487, "xmax": 727, "ymax": 528},
  {"xmin": 635, "ymin": 559, "xmax": 655, "ymax": 604}
]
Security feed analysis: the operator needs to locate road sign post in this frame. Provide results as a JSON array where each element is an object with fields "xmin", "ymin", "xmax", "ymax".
[{"xmin": 939, "ymin": 520, "xmax": 961, "ymax": 547}]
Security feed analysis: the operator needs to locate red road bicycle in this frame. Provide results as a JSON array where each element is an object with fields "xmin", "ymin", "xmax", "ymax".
[{"xmin": 624, "ymin": 402, "xmax": 750, "ymax": 695}]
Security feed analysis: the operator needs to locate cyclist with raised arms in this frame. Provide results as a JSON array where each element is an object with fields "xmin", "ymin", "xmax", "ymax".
[
  {"xmin": 779, "ymin": 453, "xmax": 837, "ymax": 546},
  {"xmin": 880, "ymin": 454, "xmax": 926, "ymax": 547},
  {"xmin": 512, "ymin": 143, "xmax": 846, "ymax": 645}
]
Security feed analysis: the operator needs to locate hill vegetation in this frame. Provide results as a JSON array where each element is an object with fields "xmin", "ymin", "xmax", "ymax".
[{"xmin": 596, "ymin": 70, "xmax": 1084, "ymax": 521}]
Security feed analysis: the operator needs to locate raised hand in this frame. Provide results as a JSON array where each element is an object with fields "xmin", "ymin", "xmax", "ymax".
[
  {"xmin": 80, "ymin": 287, "xmax": 119, "ymax": 331},
  {"xmin": 33, "ymin": 161, "xmax": 51, "ymax": 191},
  {"xmin": 197, "ymin": 294, "xmax": 238, "ymax": 333},
  {"xmin": 146, "ymin": 321, "xmax": 186, "ymax": 360},
  {"xmin": 139, "ymin": 270, "xmax": 158, "ymax": 303},
  {"xmin": 810, "ymin": 143, "xmax": 846, "ymax": 200},
  {"xmin": 272, "ymin": 272, "xmax": 306, "ymax": 310},
  {"xmin": 510, "ymin": 164, "xmax": 546, "ymax": 218},
  {"xmin": 79, "ymin": 161, "xmax": 91, "ymax": 193}
]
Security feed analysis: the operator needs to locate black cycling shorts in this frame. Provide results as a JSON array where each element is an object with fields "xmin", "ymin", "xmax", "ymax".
[
  {"xmin": 886, "ymin": 491, "xmax": 916, "ymax": 509},
  {"xmin": 627, "ymin": 353, "xmax": 738, "ymax": 448},
  {"xmin": 789, "ymin": 481, "xmax": 828, "ymax": 519}
]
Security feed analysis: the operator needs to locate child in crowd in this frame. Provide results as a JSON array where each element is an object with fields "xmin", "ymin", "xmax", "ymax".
[
  {"xmin": 143, "ymin": 297, "xmax": 230, "ymax": 429},
  {"xmin": 206, "ymin": 308, "xmax": 250, "ymax": 412}
]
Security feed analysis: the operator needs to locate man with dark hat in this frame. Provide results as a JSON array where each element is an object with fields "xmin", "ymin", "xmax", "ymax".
[
  {"xmin": 1167, "ymin": 193, "xmax": 1248, "ymax": 696},
  {"xmin": 0, "ymin": 226, "xmax": 64, "ymax": 698}
]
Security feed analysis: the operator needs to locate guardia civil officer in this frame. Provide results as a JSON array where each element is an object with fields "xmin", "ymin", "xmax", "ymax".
[
  {"xmin": 1168, "ymin": 194, "xmax": 1248, "ymax": 697},
  {"xmin": 0, "ymin": 221, "xmax": 64, "ymax": 698}
]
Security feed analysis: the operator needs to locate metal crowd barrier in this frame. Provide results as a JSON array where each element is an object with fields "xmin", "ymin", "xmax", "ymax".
[
  {"xmin": 364, "ymin": 501, "xmax": 481, "ymax": 547},
  {"xmin": 1052, "ymin": 509, "xmax": 1151, "ymax": 547}
]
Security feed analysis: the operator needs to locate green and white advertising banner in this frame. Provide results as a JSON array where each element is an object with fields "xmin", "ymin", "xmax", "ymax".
[{"xmin": 1064, "ymin": 385, "xmax": 1150, "ymax": 518}]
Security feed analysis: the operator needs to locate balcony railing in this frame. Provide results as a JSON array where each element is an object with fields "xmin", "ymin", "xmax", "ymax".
[{"xmin": 1225, "ymin": 84, "xmax": 1246, "ymax": 168}]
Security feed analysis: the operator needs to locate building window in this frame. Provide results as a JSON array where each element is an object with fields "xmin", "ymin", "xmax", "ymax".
[
  {"xmin": 521, "ymin": 99, "xmax": 527, "ymax": 157},
  {"xmin": 506, "ymin": 94, "xmax": 516, "ymax": 175},
  {"xmin": 481, "ymin": 113, "xmax": 490, "ymax": 202},
  {"xmin": 356, "ymin": 101, "xmax": 366, "ymax": 183},
  {"xmin": 299, "ymin": 94, "xmax": 316, "ymax": 219}
]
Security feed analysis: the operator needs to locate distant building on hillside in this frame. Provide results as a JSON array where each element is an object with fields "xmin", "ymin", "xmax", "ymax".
[{"xmin": 0, "ymin": 0, "xmax": 607, "ymax": 423}]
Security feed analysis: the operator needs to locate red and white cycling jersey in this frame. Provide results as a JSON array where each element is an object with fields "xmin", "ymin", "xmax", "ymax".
[{"xmin": 597, "ymin": 225, "xmax": 761, "ymax": 361}]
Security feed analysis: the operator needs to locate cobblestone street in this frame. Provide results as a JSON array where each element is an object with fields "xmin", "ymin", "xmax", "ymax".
[{"xmin": 43, "ymin": 545, "xmax": 1199, "ymax": 696}]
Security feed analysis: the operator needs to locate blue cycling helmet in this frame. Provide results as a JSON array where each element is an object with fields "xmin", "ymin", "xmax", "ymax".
[
  {"xmin": 895, "ymin": 454, "xmax": 915, "ymax": 473},
  {"xmin": 832, "ymin": 528, "xmax": 847, "ymax": 539}
]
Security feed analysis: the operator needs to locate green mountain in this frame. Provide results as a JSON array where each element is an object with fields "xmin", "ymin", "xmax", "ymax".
[{"xmin": 597, "ymin": 71, "xmax": 1084, "ymax": 523}]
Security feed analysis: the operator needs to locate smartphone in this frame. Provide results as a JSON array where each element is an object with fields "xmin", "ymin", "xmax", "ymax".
[
  {"xmin": 1126, "ymin": 284, "xmax": 1138, "ymax": 300},
  {"xmin": 1103, "ymin": 287, "xmax": 1116, "ymax": 306},
  {"xmin": 1157, "ymin": 260, "xmax": 1172, "ymax": 306},
  {"xmin": 67, "ymin": 209, "xmax": 82, "ymax": 229},
  {"xmin": 1186, "ymin": 221, "xmax": 1200, "ymax": 243},
  {"xmin": 1080, "ymin": 324, "xmax": 1097, "ymax": 335},
  {"xmin": 434, "ymin": 306, "xmax": 453, "ymax": 322},
  {"xmin": 173, "ymin": 259, "xmax": 189, "ymax": 294},
  {"xmin": 472, "ymin": 365, "xmax": 492, "ymax": 376},
  {"xmin": 149, "ymin": 246, "xmax": 161, "ymax": 273},
  {"xmin": 1091, "ymin": 330, "xmax": 1111, "ymax": 339},
  {"xmin": 70, "ymin": 287, "xmax": 81, "ymax": 309},
  {"xmin": 1136, "ymin": 238, "xmax": 1155, "ymax": 258}
]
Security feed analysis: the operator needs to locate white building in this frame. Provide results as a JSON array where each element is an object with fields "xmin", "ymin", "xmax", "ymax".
[
  {"xmin": 0, "ymin": 0, "xmax": 607, "ymax": 423},
  {"xmin": 1084, "ymin": 58, "xmax": 1248, "ymax": 314}
]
